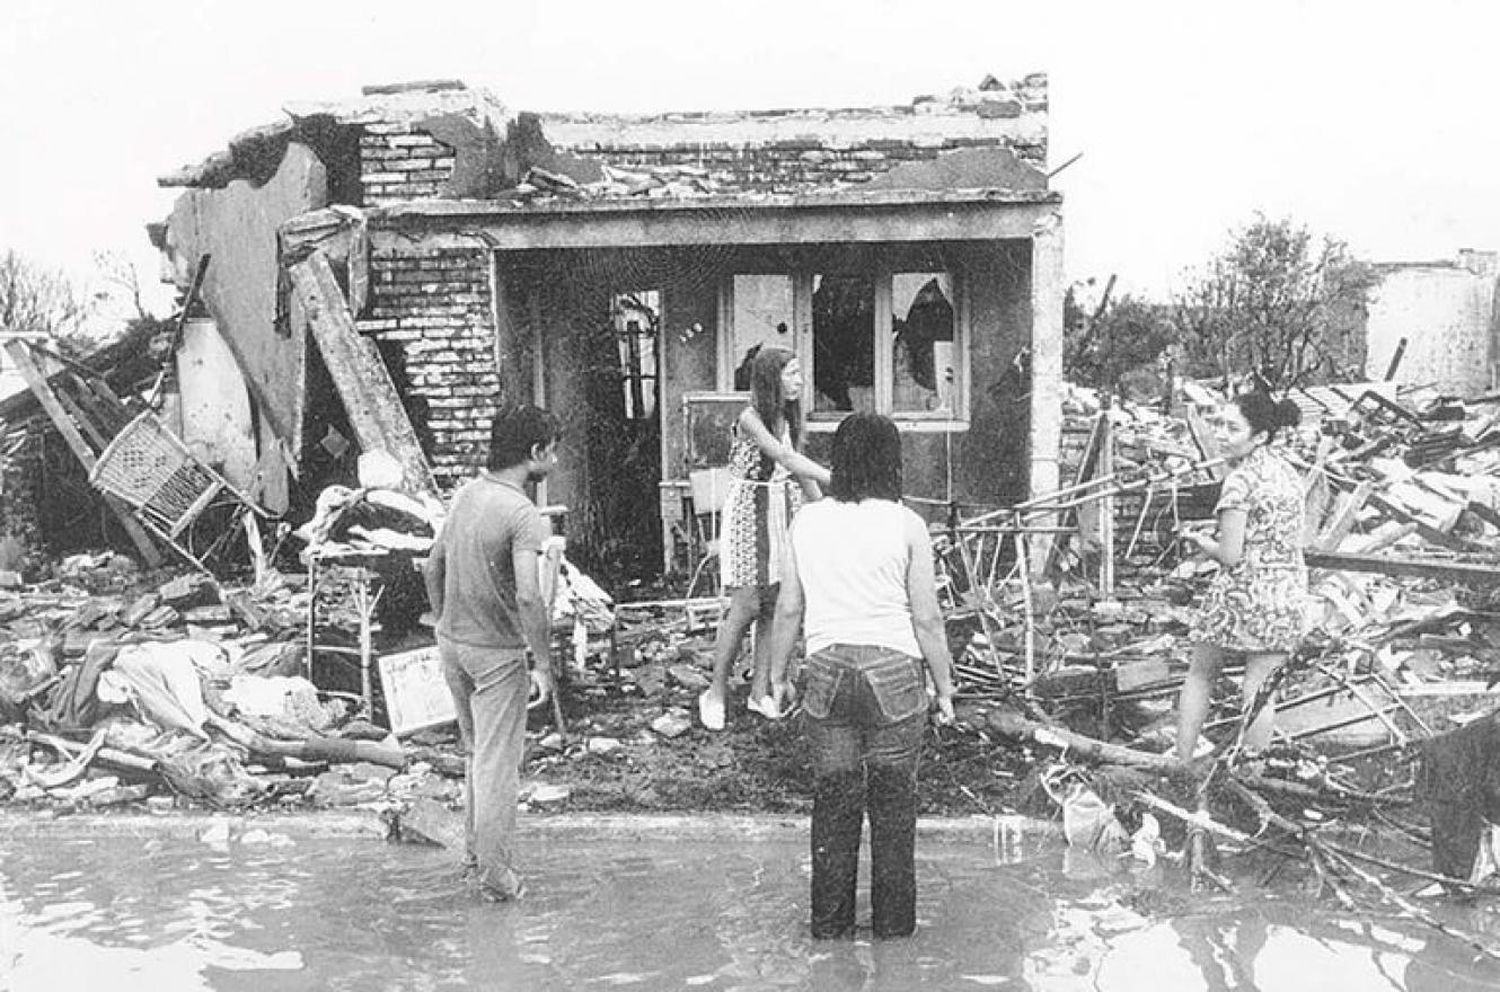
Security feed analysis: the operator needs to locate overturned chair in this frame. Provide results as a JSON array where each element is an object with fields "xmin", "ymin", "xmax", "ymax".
[{"xmin": 89, "ymin": 410, "xmax": 266, "ymax": 572}]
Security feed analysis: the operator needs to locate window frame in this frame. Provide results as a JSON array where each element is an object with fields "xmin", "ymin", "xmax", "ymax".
[{"xmin": 717, "ymin": 258, "xmax": 970, "ymax": 433}]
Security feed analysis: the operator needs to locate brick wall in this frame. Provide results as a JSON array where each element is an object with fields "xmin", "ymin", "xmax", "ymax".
[
  {"xmin": 357, "ymin": 245, "xmax": 497, "ymax": 486},
  {"xmin": 358, "ymin": 122, "xmax": 458, "ymax": 207}
]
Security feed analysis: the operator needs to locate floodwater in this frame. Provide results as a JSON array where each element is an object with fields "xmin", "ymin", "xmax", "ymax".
[{"xmin": 2, "ymin": 820, "xmax": 1499, "ymax": 991}]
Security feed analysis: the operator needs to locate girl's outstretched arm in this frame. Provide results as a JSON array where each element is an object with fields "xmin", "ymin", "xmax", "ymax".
[{"xmin": 737, "ymin": 408, "xmax": 831, "ymax": 487}]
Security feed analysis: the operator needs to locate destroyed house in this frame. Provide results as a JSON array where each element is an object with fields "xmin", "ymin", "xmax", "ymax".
[{"xmin": 152, "ymin": 77, "xmax": 1063, "ymax": 576}]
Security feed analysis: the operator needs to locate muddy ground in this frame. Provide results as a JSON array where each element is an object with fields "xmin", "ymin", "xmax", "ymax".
[{"xmin": 503, "ymin": 688, "xmax": 1035, "ymax": 818}]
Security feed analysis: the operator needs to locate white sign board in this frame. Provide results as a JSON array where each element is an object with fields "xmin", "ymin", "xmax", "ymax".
[{"xmin": 378, "ymin": 645, "xmax": 457, "ymax": 737}]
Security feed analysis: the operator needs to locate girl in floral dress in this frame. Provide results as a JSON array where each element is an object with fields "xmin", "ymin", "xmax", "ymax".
[
  {"xmin": 1176, "ymin": 390, "xmax": 1309, "ymax": 760},
  {"xmin": 698, "ymin": 346, "xmax": 831, "ymax": 731}
]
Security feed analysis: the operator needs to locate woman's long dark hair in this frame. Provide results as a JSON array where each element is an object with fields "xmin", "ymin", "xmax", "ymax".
[
  {"xmin": 1234, "ymin": 389, "xmax": 1301, "ymax": 440},
  {"xmin": 829, "ymin": 412, "xmax": 902, "ymax": 503},
  {"xmin": 748, "ymin": 345, "xmax": 803, "ymax": 446}
]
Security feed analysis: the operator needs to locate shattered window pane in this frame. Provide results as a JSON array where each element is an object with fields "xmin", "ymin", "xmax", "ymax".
[
  {"xmin": 811, "ymin": 274, "xmax": 875, "ymax": 414},
  {"xmin": 891, "ymin": 272, "xmax": 956, "ymax": 415}
]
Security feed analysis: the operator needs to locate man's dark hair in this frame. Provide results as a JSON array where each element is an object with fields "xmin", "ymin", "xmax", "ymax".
[
  {"xmin": 828, "ymin": 412, "xmax": 902, "ymax": 503},
  {"xmin": 487, "ymin": 403, "xmax": 560, "ymax": 470}
]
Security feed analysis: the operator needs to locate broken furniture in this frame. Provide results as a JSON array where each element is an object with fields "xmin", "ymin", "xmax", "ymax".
[
  {"xmin": 683, "ymin": 466, "xmax": 732, "ymax": 601},
  {"xmin": 1, "ymin": 335, "xmax": 163, "ymax": 567},
  {"xmin": 301, "ymin": 507, "xmax": 572, "ymax": 729},
  {"xmin": 659, "ymin": 392, "xmax": 748, "ymax": 576},
  {"xmin": 1, "ymin": 329, "xmax": 270, "ymax": 574},
  {"xmin": 304, "ymin": 548, "xmax": 395, "ymax": 714},
  {"xmin": 89, "ymin": 410, "xmax": 266, "ymax": 572}
]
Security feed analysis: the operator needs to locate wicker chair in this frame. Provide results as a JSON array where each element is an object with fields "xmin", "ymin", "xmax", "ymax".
[{"xmin": 89, "ymin": 411, "xmax": 259, "ymax": 569}]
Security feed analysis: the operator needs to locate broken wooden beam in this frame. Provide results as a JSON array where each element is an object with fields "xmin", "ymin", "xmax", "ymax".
[
  {"xmin": 2, "ymin": 339, "xmax": 162, "ymax": 568},
  {"xmin": 984, "ymin": 707, "xmax": 1186, "ymax": 776},
  {"xmin": 1311, "ymin": 480, "xmax": 1374, "ymax": 552},
  {"xmin": 1303, "ymin": 549, "xmax": 1500, "ymax": 586},
  {"xmin": 288, "ymin": 252, "xmax": 437, "ymax": 497}
]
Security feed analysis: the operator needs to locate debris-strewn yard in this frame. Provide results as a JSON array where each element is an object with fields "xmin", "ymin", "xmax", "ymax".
[{"xmin": 5, "ymin": 377, "xmax": 1500, "ymax": 954}]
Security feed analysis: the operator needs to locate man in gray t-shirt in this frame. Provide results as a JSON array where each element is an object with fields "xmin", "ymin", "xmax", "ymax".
[{"xmin": 424, "ymin": 404, "xmax": 560, "ymax": 900}]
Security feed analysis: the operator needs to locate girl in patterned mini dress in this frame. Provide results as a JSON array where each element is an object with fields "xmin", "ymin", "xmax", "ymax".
[
  {"xmin": 1176, "ymin": 390, "xmax": 1309, "ymax": 760},
  {"xmin": 699, "ymin": 346, "xmax": 831, "ymax": 731}
]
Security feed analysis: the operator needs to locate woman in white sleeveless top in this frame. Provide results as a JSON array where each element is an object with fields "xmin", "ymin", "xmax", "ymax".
[{"xmin": 766, "ymin": 412, "xmax": 955, "ymax": 940}]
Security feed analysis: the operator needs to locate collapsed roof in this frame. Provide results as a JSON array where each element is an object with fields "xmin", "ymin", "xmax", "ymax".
[{"xmin": 158, "ymin": 75, "xmax": 1052, "ymax": 206}]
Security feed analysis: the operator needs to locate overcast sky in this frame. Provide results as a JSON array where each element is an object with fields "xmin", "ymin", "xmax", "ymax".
[{"xmin": 3, "ymin": 0, "xmax": 1499, "ymax": 322}]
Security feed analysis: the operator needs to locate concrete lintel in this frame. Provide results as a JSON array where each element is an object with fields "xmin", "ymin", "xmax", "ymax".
[{"xmin": 390, "ymin": 200, "xmax": 1055, "ymax": 251}]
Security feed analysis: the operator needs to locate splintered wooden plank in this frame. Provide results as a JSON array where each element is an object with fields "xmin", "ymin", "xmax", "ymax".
[
  {"xmin": 65, "ymin": 370, "xmax": 131, "ymax": 437},
  {"xmin": 1366, "ymin": 491, "xmax": 1469, "ymax": 550},
  {"xmin": 2, "ymin": 340, "xmax": 162, "ymax": 567},
  {"xmin": 52, "ymin": 381, "xmax": 108, "ymax": 451},
  {"xmin": 1043, "ymin": 411, "xmax": 1108, "ymax": 577},
  {"xmin": 1313, "ymin": 480, "xmax": 1375, "ymax": 552},
  {"xmin": 288, "ymin": 253, "xmax": 437, "ymax": 496},
  {"xmin": 1304, "ymin": 549, "xmax": 1500, "ymax": 586}
]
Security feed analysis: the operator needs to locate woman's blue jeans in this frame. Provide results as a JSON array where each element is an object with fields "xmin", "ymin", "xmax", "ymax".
[{"xmin": 802, "ymin": 644, "xmax": 927, "ymax": 939}]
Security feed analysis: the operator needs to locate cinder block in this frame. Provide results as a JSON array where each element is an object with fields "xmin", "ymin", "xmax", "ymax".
[{"xmin": 389, "ymin": 133, "xmax": 441, "ymax": 148}]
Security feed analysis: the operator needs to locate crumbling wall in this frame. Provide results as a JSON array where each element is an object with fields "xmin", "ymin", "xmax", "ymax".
[
  {"xmin": 543, "ymin": 74, "xmax": 1048, "ymax": 196},
  {"xmin": 1365, "ymin": 251, "xmax": 1498, "ymax": 396},
  {"xmin": 358, "ymin": 122, "xmax": 459, "ymax": 206},
  {"xmin": 164, "ymin": 140, "xmax": 328, "ymax": 513},
  {"xmin": 356, "ymin": 239, "xmax": 498, "ymax": 486}
]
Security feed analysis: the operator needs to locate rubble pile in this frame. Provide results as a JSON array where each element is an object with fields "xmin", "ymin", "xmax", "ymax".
[
  {"xmin": 951, "ymin": 381, "xmax": 1500, "ymax": 733},
  {"xmin": 0, "ymin": 558, "xmax": 408, "ymax": 811},
  {"xmin": 504, "ymin": 163, "xmax": 735, "ymax": 206},
  {"xmin": 0, "ymin": 459, "xmax": 631, "ymax": 819},
  {"xmin": 938, "ymin": 379, "xmax": 1500, "ymax": 952}
]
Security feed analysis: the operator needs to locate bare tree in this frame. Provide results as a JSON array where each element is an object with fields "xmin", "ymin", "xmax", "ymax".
[
  {"xmin": 1171, "ymin": 216, "xmax": 1379, "ymax": 390},
  {"xmin": 93, "ymin": 250, "xmax": 153, "ymax": 321},
  {"xmin": 0, "ymin": 249, "xmax": 94, "ymax": 356}
]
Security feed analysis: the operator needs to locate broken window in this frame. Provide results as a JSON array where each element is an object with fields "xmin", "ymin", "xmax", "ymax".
[
  {"xmin": 723, "ymin": 258, "xmax": 967, "ymax": 425},
  {"xmin": 811, "ymin": 274, "xmax": 875, "ymax": 413},
  {"xmin": 891, "ymin": 272, "xmax": 957, "ymax": 416},
  {"xmin": 612, "ymin": 291, "xmax": 659, "ymax": 420}
]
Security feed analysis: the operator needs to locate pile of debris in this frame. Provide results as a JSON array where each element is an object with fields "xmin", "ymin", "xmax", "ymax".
[
  {"xmin": 0, "ymin": 555, "xmax": 430, "ymax": 812},
  {"xmin": 0, "ymin": 452, "xmax": 624, "ymax": 818},
  {"xmin": 505, "ymin": 163, "xmax": 734, "ymax": 206},
  {"xmin": 935, "ymin": 377, "xmax": 1500, "ymax": 958}
]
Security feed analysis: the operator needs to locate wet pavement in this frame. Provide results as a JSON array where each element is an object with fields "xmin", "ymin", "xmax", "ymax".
[{"xmin": 2, "ymin": 822, "xmax": 1498, "ymax": 991}]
